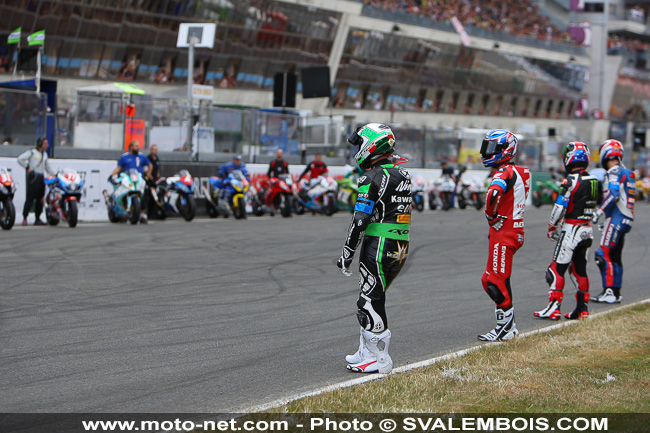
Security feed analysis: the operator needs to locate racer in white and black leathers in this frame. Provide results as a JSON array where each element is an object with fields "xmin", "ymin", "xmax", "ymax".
[
  {"xmin": 337, "ymin": 123, "xmax": 411, "ymax": 374},
  {"xmin": 591, "ymin": 140, "xmax": 636, "ymax": 303},
  {"xmin": 534, "ymin": 142, "xmax": 601, "ymax": 320}
]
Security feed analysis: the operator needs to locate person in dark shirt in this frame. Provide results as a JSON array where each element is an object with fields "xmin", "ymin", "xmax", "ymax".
[
  {"xmin": 268, "ymin": 149, "xmax": 289, "ymax": 178},
  {"xmin": 299, "ymin": 153, "xmax": 328, "ymax": 180},
  {"xmin": 440, "ymin": 160, "xmax": 456, "ymax": 182},
  {"xmin": 148, "ymin": 145, "xmax": 161, "ymax": 181}
]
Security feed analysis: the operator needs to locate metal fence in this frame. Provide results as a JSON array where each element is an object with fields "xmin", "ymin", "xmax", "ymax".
[{"xmin": 0, "ymin": 88, "xmax": 48, "ymax": 146}]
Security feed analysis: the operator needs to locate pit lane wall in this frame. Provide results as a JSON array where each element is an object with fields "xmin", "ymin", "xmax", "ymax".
[{"xmin": 0, "ymin": 158, "xmax": 493, "ymax": 222}]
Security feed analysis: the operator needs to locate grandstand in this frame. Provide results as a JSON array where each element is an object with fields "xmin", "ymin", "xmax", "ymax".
[{"xmin": 0, "ymin": 0, "xmax": 648, "ymax": 170}]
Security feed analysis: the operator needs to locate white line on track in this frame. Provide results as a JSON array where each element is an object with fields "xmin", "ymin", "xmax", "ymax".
[{"xmin": 243, "ymin": 298, "xmax": 650, "ymax": 413}]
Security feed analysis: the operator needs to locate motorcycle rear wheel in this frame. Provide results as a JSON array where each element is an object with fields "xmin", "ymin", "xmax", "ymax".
[
  {"xmin": 108, "ymin": 208, "xmax": 119, "ymax": 223},
  {"xmin": 1, "ymin": 197, "xmax": 16, "ymax": 230},
  {"xmin": 206, "ymin": 200, "xmax": 219, "ymax": 218}
]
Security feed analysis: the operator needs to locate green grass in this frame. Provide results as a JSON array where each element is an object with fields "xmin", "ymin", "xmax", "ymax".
[{"xmin": 273, "ymin": 303, "xmax": 650, "ymax": 414}]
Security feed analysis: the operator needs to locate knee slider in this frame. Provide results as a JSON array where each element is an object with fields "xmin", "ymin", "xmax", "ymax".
[
  {"xmin": 545, "ymin": 267, "xmax": 555, "ymax": 286},
  {"xmin": 485, "ymin": 282, "xmax": 506, "ymax": 305},
  {"xmin": 356, "ymin": 296, "xmax": 385, "ymax": 332}
]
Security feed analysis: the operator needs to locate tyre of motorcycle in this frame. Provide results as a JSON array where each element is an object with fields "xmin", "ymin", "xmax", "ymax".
[
  {"xmin": 178, "ymin": 195, "xmax": 195, "ymax": 221},
  {"xmin": 428, "ymin": 193, "xmax": 437, "ymax": 211},
  {"xmin": 235, "ymin": 195, "xmax": 246, "ymax": 219},
  {"xmin": 475, "ymin": 195, "xmax": 484, "ymax": 211},
  {"xmin": 1, "ymin": 197, "xmax": 16, "ymax": 230},
  {"xmin": 252, "ymin": 196, "xmax": 264, "ymax": 216},
  {"xmin": 67, "ymin": 199, "xmax": 78, "ymax": 228},
  {"xmin": 293, "ymin": 197, "xmax": 305, "ymax": 215},
  {"xmin": 323, "ymin": 193, "xmax": 337, "ymax": 216},
  {"xmin": 415, "ymin": 195, "xmax": 424, "ymax": 212},
  {"xmin": 532, "ymin": 194, "xmax": 543, "ymax": 208},
  {"xmin": 280, "ymin": 194, "xmax": 291, "ymax": 218},
  {"xmin": 206, "ymin": 200, "xmax": 219, "ymax": 218},
  {"xmin": 46, "ymin": 205, "xmax": 60, "ymax": 226},
  {"xmin": 107, "ymin": 207, "xmax": 119, "ymax": 223},
  {"xmin": 458, "ymin": 198, "xmax": 467, "ymax": 209},
  {"xmin": 129, "ymin": 195, "xmax": 141, "ymax": 225},
  {"xmin": 443, "ymin": 192, "xmax": 453, "ymax": 211}
]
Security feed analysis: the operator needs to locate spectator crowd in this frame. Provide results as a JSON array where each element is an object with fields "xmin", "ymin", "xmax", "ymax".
[{"xmin": 363, "ymin": 0, "xmax": 572, "ymax": 43}]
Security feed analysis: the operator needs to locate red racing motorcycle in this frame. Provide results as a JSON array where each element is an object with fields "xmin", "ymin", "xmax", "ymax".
[{"xmin": 251, "ymin": 174, "xmax": 293, "ymax": 217}]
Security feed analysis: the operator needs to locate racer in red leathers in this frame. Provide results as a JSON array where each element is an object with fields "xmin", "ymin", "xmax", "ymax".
[{"xmin": 478, "ymin": 129, "xmax": 530, "ymax": 342}]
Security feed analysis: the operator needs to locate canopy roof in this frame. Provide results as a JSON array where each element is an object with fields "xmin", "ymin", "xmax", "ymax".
[{"xmin": 77, "ymin": 82, "xmax": 145, "ymax": 95}]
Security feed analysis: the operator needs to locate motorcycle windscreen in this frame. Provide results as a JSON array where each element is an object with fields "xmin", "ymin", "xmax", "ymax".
[{"xmin": 480, "ymin": 139, "xmax": 499, "ymax": 157}]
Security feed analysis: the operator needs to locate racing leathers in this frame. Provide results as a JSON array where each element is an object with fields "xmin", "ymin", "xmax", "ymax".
[
  {"xmin": 535, "ymin": 169, "xmax": 601, "ymax": 320},
  {"xmin": 592, "ymin": 165, "xmax": 635, "ymax": 302},
  {"xmin": 479, "ymin": 163, "xmax": 530, "ymax": 341},
  {"xmin": 338, "ymin": 160, "xmax": 412, "ymax": 373}
]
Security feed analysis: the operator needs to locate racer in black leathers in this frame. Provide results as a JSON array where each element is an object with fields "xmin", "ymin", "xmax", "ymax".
[
  {"xmin": 534, "ymin": 142, "xmax": 601, "ymax": 321},
  {"xmin": 337, "ymin": 123, "xmax": 411, "ymax": 374},
  {"xmin": 341, "ymin": 160, "xmax": 412, "ymax": 332}
]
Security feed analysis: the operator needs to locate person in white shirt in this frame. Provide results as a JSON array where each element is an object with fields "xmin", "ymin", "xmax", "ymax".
[{"xmin": 17, "ymin": 137, "xmax": 53, "ymax": 226}]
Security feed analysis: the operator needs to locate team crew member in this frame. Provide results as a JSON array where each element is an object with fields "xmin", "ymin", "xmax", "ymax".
[
  {"xmin": 148, "ymin": 144, "xmax": 161, "ymax": 181},
  {"xmin": 299, "ymin": 153, "xmax": 328, "ymax": 180},
  {"xmin": 17, "ymin": 137, "xmax": 53, "ymax": 226},
  {"xmin": 109, "ymin": 140, "xmax": 152, "ymax": 224},
  {"xmin": 337, "ymin": 123, "xmax": 411, "ymax": 374},
  {"xmin": 534, "ymin": 142, "xmax": 600, "ymax": 321},
  {"xmin": 478, "ymin": 129, "xmax": 530, "ymax": 342},
  {"xmin": 591, "ymin": 140, "xmax": 636, "ymax": 303},
  {"xmin": 267, "ymin": 149, "xmax": 289, "ymax": 178}
]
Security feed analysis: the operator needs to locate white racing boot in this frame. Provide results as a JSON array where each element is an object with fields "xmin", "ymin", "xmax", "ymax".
[
  {"xmin": 346, "ymin": 329, "xmax": 393, "ymax": 374},
  {"xmin": 478, "ymin": 307, "xmax": 518, "ymax": 342},
  {"xmin": 591, "ymin": 288, "xmax": 621, "ymax": 304},
  {"xmin": 346, "ymin": 328, "xmax": 369, "ymax": 364}
]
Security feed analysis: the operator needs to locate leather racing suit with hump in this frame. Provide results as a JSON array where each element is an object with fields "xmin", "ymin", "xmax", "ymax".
[
  {"xmin": 544, "ymin": 169, "xmax": 601, "ymax": 314},
  {"xmin": 481, "ymin": 163, "xmax": 530, "ymax": 310},
  {"xmin": 342, "ymin": 161, "xmax": 412, "ymax": 334},
  {"xmin": 595, "ymin": 165, "xmax": 635, "ymax": 293}
]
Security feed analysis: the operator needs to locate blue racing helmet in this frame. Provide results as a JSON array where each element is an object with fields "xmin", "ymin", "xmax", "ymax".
[
  {"xmin": 480, "ymin": 129, "xmax": 517, "ymax": 167},
  {"xmin": 562, "ymin": 141, "xmax": 590, "ymax": 170}
]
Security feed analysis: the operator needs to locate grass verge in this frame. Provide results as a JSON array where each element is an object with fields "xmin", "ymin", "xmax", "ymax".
[{"xmin": 276, "ymin": 302, "xmax": 650, "ymax": 413}]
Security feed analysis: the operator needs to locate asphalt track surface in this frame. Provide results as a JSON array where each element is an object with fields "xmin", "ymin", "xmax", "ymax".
[{"xmin": 1, "ymin": 205, "xmax": 649, "ymax": 413}]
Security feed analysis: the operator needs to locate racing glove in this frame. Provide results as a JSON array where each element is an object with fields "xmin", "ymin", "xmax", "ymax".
[
  {"xmin": 337, "ymin": 246, "xmax": 354, "ymax": 277},
  {"xmin": 486, "ymin": 213, "xmax": 507, "ymax": 231},
  {"xmin": 108, "ymin": 174, "xmax": 119, "ymax": 185},
  {"xmin": 547, "ymin": 222, "xmax": 560, "ymax": 241}
]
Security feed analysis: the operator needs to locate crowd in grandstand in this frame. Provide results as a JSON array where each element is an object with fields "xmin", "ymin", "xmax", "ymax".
[
  {"xmin": 363, "ymin": 0, "xmax": 570, "ymax": 42},
  {"xmin": 608, "ymin": 35, "xmax": 650, "ymax": 55}
]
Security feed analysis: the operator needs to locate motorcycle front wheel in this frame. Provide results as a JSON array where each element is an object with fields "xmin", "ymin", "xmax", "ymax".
[
  {"xmin": 178, "ymin": 195, "xmax": 196, "ymax": 221},
  {"xmin": 129, "ymin": 196, "xmax": 141, "ymax": 225},
  {"xmin": 67, "ymin": 200, "xmax": 78, "ymax": 227},
  {"xmin": 280, "ymin": 194, "xmax": 291, "ymax": 218},
  {"xmin": 234, "ymin": 195, "xmax": 246, "ymax": 219},
  {"xmin": 415, "ymin": 196, "xmax": 424, "ymax": 212},
  {"xmin": 1, "ymin": 197, "xmax": 16, "ymax": 230}
]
